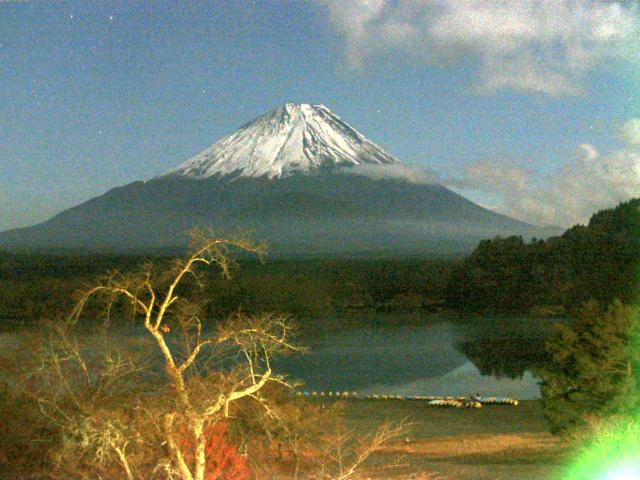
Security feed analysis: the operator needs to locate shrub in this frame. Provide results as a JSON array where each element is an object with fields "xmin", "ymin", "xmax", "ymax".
[{"xmin": 537, "ymin": 299, "xmax": 640, "ymax": 434}]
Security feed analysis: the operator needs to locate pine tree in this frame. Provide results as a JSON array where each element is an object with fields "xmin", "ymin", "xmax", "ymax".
[{"xmin": 537, "ymin": 299, "xmax": 640, "ymax": 434}]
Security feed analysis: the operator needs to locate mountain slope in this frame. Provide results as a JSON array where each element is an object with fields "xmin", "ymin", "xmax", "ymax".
[
  {"xmin": 0, "ymin": 174, "xmax": 554, "ymax": 255},
  {"xmin": 0, "ymin": 103, "xmax": 557, "ymax": 256}
]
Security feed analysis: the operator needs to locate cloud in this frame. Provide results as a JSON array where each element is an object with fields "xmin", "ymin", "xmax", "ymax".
[
  {"xmin": 618, "ymin": 118, "xmax": 640, "ymax": 145},
  {"xmin": 450, "ymin": 121, "xmax": 640, "ymax": 227},
  {"xmin": 338, "ymin": 163, "xmax": 439, "ymax": 184},
  {"xmin": 448, "ymin": 159, "xmax": 532, "ymax": 192},
  {"xmin": 316, "ymin": 0, "xmax": 640, "ymax": 96}
]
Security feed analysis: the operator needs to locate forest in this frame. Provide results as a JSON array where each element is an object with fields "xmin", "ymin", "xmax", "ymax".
[
  {"xmin": 445, "ymin": 198, "xmax": 640, "ymax": 316},
  {"xmin": 0, "ymin": 253, "xmax": 452, "ymax": 329}
]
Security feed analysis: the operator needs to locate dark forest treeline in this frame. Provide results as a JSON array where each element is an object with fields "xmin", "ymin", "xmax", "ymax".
[
  {"xmin": 445, "ymin": 198, "xmax": 640, "ymax": 315},
  {"xmin": 0, "ymin": 252, "xmax": 453, "ymax": 328},
  {"xmin": 0, "ymin": 253, "xmax": 151, "ymax": 326}
]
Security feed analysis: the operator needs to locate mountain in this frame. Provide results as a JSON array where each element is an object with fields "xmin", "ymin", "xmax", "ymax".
[
  {"xmin": 163, "ymin": 103, "xmax": 398, "ymax": 179},
  {"xmin": 0, "ymin": 103, "xmax": 557, "ymax": 256}
]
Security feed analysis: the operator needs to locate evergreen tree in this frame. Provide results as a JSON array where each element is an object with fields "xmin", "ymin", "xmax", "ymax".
[
  {"xmin": 445, "ymin": 198, "xmax": 640, "ymax": 315},
  {"xmin": 537, "ymin": 299, "xmax": 640, "ymax": 434}
]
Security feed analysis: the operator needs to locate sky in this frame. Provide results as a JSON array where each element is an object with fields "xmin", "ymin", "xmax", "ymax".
[{"xmin": 1, "ymin": 0, "xmax": 639, "ymax": 230}]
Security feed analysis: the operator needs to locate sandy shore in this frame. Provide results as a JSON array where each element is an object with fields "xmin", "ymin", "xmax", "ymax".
[{"xmin": 339, "ymin": 399, "xmax": 567, "ymax": 480}]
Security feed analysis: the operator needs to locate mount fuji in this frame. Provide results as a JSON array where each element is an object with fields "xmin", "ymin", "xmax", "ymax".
[
  {"xmin": 164, "ymin": 103, "xmax": 399, "ymax": 179},
  {"xmin": 0, "ymin": 103, "xmax": 556, "ymax": 256}
]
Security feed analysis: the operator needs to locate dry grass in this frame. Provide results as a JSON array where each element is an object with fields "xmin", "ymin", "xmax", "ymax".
[
  {"xmin": 377, "ymin": 432, "xmax": 560, "ymax": 459},
  {"xmin": 336, "ymin": 400, "xmax": 568, "ymax": 480}
]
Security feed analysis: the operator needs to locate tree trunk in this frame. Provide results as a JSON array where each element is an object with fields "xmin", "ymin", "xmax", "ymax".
[
  {"xmin": 193, "ymin": 419, "xmax": 206, "ymax": 480},
  {"xmin": 293, "ymin": 451, "xmax": 300, "ymax": 480},
  {"xmin": 149, "ymin": 327, "xmax": 191, "ymax": 408},
  {"xmin": 114, "ymin": 446, "xmax": 134, "ymax": 480},
  {"xmin": 164, "ymin": 413, "xmax": 194, "ymax": 480}
]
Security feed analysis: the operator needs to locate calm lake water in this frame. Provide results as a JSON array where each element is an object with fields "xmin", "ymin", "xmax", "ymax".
[
  {"xmin": 0, "ymin": 315, "xmax": 561, "ymax": 401},
  {"xmin": 274, "ymin": 316, "xmax": 562, "ymax": 400}
]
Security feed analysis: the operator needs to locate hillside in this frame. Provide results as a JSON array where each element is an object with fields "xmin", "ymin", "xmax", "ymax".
[{"xmin": 445, "ymin": 198, "xmax": 640, "ymax": 314}]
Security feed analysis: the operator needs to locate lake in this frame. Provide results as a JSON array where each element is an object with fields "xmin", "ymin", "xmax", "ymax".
[
  {"xmin": 274, "ymin": 316, "xmax": 562, "ymax": 400},
  {"xmin": 0, "ymin": 315, "xmax": 561, "ymax": 400}
]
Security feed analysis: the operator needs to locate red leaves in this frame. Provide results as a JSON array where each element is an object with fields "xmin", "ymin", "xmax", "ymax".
[{"xmin": 176, "ymin": 422, "xmax": 250, "ymax": 480}]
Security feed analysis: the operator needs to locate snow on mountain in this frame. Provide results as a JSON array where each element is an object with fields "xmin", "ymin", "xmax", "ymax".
[{"xmin": 162, "ymin": 103, "xmax": 400, "ymax": 179}]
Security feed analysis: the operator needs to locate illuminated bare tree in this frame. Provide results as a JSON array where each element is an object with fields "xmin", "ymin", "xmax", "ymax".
[
  {"xmin": 66, "ymin": 230, "xmax": 299, "ymax": 480},
  {"xmin": 11, "ymin": 230, "xmax": 409, "ymax": 480}
]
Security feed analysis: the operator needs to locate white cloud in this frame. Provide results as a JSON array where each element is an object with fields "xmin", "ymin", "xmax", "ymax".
[
  {"xmin": 451, "ymin": 121, "xmax": 640, "ymax": 227},
  {"xmin": 316, "ymin": 0, "xmax": 640, "ymax": 96},
  {"xmin": 449, "ymin": 159, "xmax": 532, "ymax": 192},
  {"xmin": 338, "ymin": 163, "xmax": 439, "ymax": 184},
  {"xmin": 618, "ymin": 118, "xmax": 640, "ymax": 145}
]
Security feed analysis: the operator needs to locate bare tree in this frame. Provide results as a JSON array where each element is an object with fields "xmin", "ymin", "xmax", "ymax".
[
  {"xmin": 62, "ymin": 230, "xmax": 299, "ymax": 480},
  {"xmin": 315, "ymin": 418, "xmax": 409, "ymax": 480},
  {"xmin": 235, "ymin": 389, "xmax": 410, "ymax": 480},
  {"xmin": 6, "ymin": 230, "xmax": 409, "ymax": 480}
]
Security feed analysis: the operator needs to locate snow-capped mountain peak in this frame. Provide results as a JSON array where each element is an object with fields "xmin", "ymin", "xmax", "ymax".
[{"xmin": 163, "ymin": 103, "xmax": 400, "ymax": 179}]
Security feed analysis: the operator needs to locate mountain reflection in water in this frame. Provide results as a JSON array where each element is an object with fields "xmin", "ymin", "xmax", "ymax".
[{"xmin": 274, "ymin": 316, "xmax": 562, "ymax": 400}]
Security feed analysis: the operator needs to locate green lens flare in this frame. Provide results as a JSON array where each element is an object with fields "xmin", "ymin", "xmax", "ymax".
[
  {"xmin": 602, "ymin": 463, "xmax": 640, "ymax": 480},
  {"xmin": 559, "ymin": 419, "xmax": 640, "ymax": 480}
]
